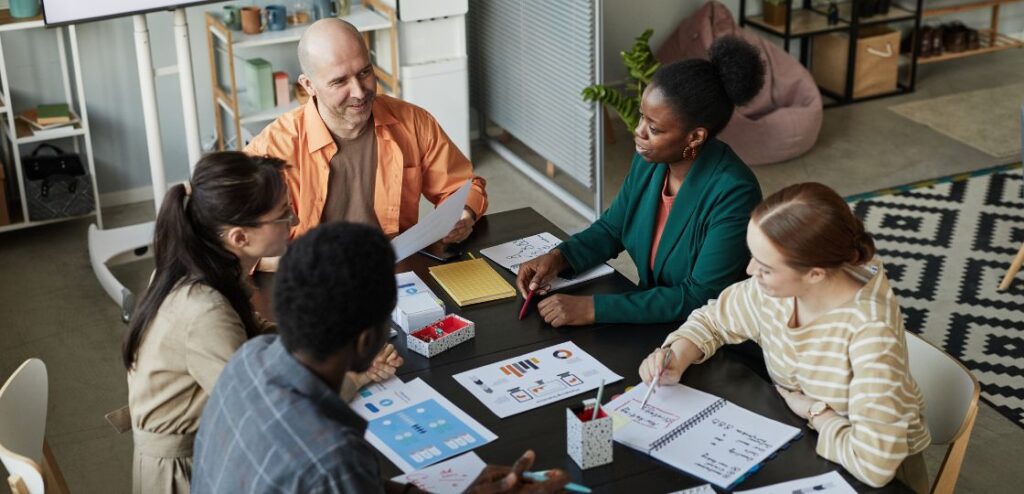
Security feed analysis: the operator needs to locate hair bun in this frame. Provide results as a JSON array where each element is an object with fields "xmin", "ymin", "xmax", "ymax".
[
  {"xmin": 849, "ymin": 228, "xmax": 876, "ymax": 265},
  {"xmin": 708, "ymin": 36, "xmax": 765, "ymax": 107}
]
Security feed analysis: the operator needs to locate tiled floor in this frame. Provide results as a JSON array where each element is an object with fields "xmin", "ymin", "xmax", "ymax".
[{"xmin": 1, "ymin": 49, "xmax": 1022, "ymax": 493}]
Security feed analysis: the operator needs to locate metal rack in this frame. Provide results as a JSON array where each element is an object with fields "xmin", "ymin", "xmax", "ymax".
[{"xmin": 740, "ymin": 0, "xmax": 924, "ymax": 105}]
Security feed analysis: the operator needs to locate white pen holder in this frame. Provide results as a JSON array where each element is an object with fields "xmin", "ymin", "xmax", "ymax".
[{"xmin": 566, "ymin": 404, "xmax": 613, "ymax": 469}]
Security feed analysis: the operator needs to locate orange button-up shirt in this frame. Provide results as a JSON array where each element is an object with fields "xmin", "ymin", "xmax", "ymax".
[{"xmin": 245, "ymin": 94, "xmax": 488, "ymax": 238}]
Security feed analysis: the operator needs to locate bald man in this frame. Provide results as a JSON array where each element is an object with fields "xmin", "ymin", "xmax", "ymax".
[{"xmin": 246, "ymin": 19, "xmax": 487, "ymax": 246}]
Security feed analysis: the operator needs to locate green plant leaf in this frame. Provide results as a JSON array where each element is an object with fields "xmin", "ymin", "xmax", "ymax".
[{"xmin": 580, "ymin": 28, "xmax": 659, "ymax": 134}]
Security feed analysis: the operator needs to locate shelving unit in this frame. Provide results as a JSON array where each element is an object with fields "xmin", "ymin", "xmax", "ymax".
[
  {"xmin": 204, "ymin": 4, "xmax": 396, "ymax": 150},
  {"xmin": 917, "ymin": 0, "xmax": 1024, "ymax": 64},
  {"xmin": 0, "ymin": 10, "xmax": 100, "ymax": 233},
  {"xmin": 740, "ymin": 0, "xmax": 924, "ymax": 105}
]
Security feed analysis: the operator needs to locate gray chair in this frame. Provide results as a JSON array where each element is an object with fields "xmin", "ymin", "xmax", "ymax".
[{"xmin": 905, "ymin": 332, "xmax": 980, "ymax": 493}]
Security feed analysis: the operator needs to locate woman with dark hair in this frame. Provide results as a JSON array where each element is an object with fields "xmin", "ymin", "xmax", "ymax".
[
  {"xmin": 639, "ymin": 183, "xmax": 931, "ymax": 492},
  {"xmin": 122, "ymin": 152, "xmax": 401, "ymax": 493},
  {"xmin": 517, "ymin": 36, "xmax": 765, "ymax": 327}
]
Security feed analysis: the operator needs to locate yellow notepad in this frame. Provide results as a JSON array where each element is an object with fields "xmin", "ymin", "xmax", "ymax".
[{"xmin": 428, "ymin": 258, "xmax": 516, "ymax": 306}]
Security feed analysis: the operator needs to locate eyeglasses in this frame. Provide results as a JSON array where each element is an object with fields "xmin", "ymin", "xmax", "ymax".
[
  {"xmin": 255, "ymin": 209, "xmax": 297, "ymax": 226},
  {"xmin": 218, "ymin": 209, "xmax": 297, "ymax": 237}
]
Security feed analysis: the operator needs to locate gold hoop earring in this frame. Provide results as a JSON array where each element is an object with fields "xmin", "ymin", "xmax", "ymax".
[{"xmin": 682, "ymin": 146, "xmax": 698, "ymax": 160}]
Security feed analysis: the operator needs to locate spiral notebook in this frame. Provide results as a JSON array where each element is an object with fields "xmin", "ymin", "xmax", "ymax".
[{"xmin": 606, "ymin": 384, "xmax": 801, "ymax": 489}]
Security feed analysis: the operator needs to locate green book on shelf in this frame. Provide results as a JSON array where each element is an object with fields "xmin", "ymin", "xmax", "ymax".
[
  {"xmin": 244, "ymin": 58, "xmax": 275, "ymax": 112},
  {"xmin": 37, "ymin": 103, "xmax": 71, "ymax": 125}
]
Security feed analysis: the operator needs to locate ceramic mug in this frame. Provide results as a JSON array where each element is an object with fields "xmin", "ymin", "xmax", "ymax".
[
  {"xmin": 266, "ymin": 5, "xmax": 287, "ymax": 32},
  {"xmin": 240, "ymin": 6, "xmax": 263, "ymax": 34},
  {"xmin": 222, "ymin": 5, "xmax": 242, "ymax": 31},
  {"xmin": 10, "ymin": 0, "xmax": 41, "ymax": 19}
]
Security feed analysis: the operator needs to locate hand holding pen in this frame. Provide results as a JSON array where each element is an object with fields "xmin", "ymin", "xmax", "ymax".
[{"xmin": 638, "ymin": 347, "xmax": 678, "ymax": 407}]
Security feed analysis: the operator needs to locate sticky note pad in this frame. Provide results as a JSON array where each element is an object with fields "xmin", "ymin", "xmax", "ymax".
[{"xmin": 428, "ymin": 258, "xmax": 515, "ymax": 307}]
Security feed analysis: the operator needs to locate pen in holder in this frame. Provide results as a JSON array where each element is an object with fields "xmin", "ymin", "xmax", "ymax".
[{"xmin": 566, "ymin": 402, "xmax": 612, "ymax": 469}]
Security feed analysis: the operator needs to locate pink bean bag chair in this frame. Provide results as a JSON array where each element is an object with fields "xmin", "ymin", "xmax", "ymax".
[{"xmin": 657, "ymin": 1, "xmax": 822, "ymax": 166}]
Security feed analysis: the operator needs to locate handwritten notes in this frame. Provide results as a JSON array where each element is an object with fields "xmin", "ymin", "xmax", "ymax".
[
  {"xmin": 392, "ymin": 452, "xmax": 486, "ymax": 494},
  {"xmin": 606, "ymin": 383, "xmax": 801, "ymax": 489},
  {"xmin": 479, "ymin": 233, "xmax": 614, "ymax": 291}
]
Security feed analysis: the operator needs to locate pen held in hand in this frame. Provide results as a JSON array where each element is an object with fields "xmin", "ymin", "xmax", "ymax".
[
  {"xmin": 640, "ymin": 348, "xmax": 673, "ymax": 409},
  {"xmin": 518, "ymin": 289, "xmax": 535, "ymax": 320}
]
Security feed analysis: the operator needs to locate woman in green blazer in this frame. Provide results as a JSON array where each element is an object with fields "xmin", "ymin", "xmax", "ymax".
[{"xmin": 517, "ymin": 36, "xmax": 765, "ymax": 327}]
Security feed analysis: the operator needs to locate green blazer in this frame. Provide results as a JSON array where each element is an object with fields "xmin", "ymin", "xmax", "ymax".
[{"xmin": 558, "ymin": 138, "xmax": 762, "ymax": 324}]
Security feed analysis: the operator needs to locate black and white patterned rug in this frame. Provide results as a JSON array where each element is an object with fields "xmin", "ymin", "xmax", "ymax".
[{"xmin": 848, "ymin": 164, "xmax": 1024, "ymax": 429}]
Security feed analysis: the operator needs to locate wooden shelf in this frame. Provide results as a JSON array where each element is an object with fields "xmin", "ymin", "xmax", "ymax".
[
  {"xmin": 839, "ymin": 3, "xmax": 918, "ymax": 24},
  {"xmin": 0, "ymin": 9, "xmax": 43, "ymax": 32},
  {"xmin": 917, "ymin": 29, "xmax": 1024, "ymax": 63},
  {"xmin": 924, "ymin": 0, "xmax": 1024, "ymax": 17},
  {"xmin": 746, "ymin": 9, "xmax": 848, "ymax": 37},
  {"xmin": 212, "ymin": 5, "xmax": 391, "ymax": 49}
]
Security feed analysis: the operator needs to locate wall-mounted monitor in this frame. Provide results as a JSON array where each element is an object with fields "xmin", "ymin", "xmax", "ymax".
[{"xmin": 42, "ymin": 0, "xmax": 223, "ymax": 26}]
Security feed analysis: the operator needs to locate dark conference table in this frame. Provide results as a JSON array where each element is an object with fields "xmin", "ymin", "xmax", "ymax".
[{"xmin": 260, "ymin": 208, "xmax": 909, "ymax": 493}]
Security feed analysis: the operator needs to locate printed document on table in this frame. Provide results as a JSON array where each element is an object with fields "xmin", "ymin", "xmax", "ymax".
[
  {"xmin": 391, "ymin": 452, "xmax": 487, "ymax": 494},
  {"xmin": 391, "ymin": 180, "xmax": 472, "ymax": 262},
  {"xmin": 479, "ymin": 232, "xmax": 614, "ymax": 291},
  {"xmin": 734, "ymin": 471, "xmax": 855, "ymax": 494},
  {"xmin": 453, "ymin": 342, "xmax": 622, "ymax": 418},
  {"xmin": 353, "ymin": 377, "xmax": 496, "ymax": 473}
]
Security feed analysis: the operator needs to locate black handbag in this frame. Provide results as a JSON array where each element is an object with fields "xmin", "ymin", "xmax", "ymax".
[{"xmin": 21, "ymin": 143, "xmax": 94, "ymax": 221}]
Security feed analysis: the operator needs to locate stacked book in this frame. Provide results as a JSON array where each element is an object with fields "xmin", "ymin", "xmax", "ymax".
[{"xmin": 17, "ymin": 103, "xmax": 80, "ymax": 138}]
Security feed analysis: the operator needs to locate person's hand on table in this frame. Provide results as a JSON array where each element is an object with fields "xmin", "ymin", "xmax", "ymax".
[
  {"xmin": 775, "ymin": 386, "xmax": 822, "ymax": 420},
  {"xmin": 639, "ymin": 346, "xmax": 685, "ymax": 386},
  {"xmin": 351, "ymin": 344, "xmax": 403, "ymax": 388},
  {"xmin": 537, "ymin": 294, "xmax": 594, "ymax": 328},
  {"xmin": 465, "ymin": 450, "xmax": 568, "ymax": 493},
  {"xmin": 443, "ymin": 208, "xmax": 477, "ymax": 244},
  {"xmin": 515, "ymin": 249, "xmax": 567, "ymax": 297}
]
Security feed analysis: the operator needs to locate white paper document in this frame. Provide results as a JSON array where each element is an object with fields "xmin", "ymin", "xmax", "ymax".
[
  {"xmin": 606, "ymin": 383, "xmax": 801, "ymax": 489},
  {"xmin": 352, "ymin": 378, "xmax": 497, "ymax": 473},
  {"xmin": 391, "ymin": 180, "xmax": 472, "ymax": 262},
  {"xmin": 479, "ymin": 232, "xmax": 614, "ymax": 291},
  {"xmin": 667, "ymin": 485, "xmax": 715, "ymax": 494},
  {"xmin": 452, "ymin": 342, "xmax": 623, "ymax": 418},
  {"xmin": 735, "ymin": 471, "xmax": 856, "ymax": 494},
  {"xmin": 391, "ymin": 452, "xmax": 487, "ymax": 494}
]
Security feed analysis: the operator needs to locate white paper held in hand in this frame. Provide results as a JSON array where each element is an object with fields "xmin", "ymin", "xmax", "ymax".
[{"xmin": 391, "ymin": 180, "xmax": 473, "ymax": 263}]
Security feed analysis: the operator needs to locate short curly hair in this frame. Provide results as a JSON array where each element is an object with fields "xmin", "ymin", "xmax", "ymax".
[{"xmin": 273, "ymin": 222, "xmax": 397, "ymax": 360}]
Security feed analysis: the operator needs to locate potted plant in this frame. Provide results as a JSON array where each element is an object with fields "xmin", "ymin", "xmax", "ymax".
[
  {"xmin": 581, "ymin": 29, "xmax": 660, "ymax": 133},
  {"xmin": 763, "ymin": 0, "xmax": 788, "ymax": 26}
]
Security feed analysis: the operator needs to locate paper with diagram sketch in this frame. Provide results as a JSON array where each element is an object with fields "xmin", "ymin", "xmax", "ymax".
[
  {"xmin": 391, "ymin": 452, "xmax": 487, "ymax": 494},
  {"xmin": 479, "ymin": 233, "xmax": 614, "ymax": 291},
  {"xmin": 606, "ymin": 383, "xmax": 801, "ymax": 489},
  {"xmin": 452, "ymin": 342, "xmax": 622, "ymax": 418},
  {"xmin": 351, "ymin": 377, "xmax": 496, "ymax": 473}
]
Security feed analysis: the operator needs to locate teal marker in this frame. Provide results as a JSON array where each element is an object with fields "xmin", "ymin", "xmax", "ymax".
[{"xmin": 522, "ymin": 471, "xmax": 591, "ymax": 493}]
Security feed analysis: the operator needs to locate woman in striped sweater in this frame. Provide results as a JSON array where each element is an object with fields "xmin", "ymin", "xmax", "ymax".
[{"xmin": 639, "ymin": 182, "xmax": 931, "ymax": 492}]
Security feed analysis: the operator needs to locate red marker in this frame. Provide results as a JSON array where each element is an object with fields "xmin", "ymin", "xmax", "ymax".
[{"xmin": 518, "ymin": 289, "xmax": 536, "ymax": 320}]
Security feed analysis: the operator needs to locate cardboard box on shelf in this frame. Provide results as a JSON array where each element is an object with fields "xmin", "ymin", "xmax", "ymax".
[{"xmin": 812, "ymin": 25, "xmax": 901, "ymax": 99}]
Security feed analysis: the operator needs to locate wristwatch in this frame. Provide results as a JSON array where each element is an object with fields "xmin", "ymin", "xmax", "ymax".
[{"xmin": 807, "ymin": 401, "xmax": 830, "ymax": 430}]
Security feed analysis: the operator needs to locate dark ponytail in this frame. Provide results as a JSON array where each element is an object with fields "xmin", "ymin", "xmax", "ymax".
[
  {"xmin": 650, "ymin": 35, "xmax": 765, "ymax": 136},
  {"xmin": 122, "ymin": 152, "xmax": 287, "ymax": 369}
]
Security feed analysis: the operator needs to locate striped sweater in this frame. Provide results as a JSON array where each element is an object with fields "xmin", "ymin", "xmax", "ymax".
[{"xmin": 664, "ymin": 258, "xmax": 931, "ymax": 488}]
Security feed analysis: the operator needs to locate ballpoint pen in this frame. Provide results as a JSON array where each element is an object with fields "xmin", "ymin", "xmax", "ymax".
[{"xmin": 640, "ymin": 348, "xmax": 673, "ymax": 408}]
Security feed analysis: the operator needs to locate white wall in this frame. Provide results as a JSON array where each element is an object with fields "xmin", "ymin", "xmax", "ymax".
[{"xmin": 7, "ymin": 0, "xmax": 1021, "ymax": 200}]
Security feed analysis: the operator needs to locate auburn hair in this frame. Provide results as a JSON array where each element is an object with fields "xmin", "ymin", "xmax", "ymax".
[{"xmin": 751, "ymin": 182, "xmax": 875, "ymax": 271}]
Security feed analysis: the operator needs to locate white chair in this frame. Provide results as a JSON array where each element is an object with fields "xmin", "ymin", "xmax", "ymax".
[
  {"xmin": 905, "ymin": 332, "xmax": 980, "ymax": 494},
  {"xmin": 0, "ymin": 359, "xmax": 70, "ymax": 494}
]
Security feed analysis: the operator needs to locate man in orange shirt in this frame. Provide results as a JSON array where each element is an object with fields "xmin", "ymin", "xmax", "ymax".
[{"xmin": 245, "ymin": 18, "xmax": 487, "ymax": 250}]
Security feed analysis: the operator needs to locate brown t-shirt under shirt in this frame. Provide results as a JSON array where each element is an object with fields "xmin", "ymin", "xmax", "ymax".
[{"xmin": 320, "ymin": 120, "xmax": 379, "ymax": 227}]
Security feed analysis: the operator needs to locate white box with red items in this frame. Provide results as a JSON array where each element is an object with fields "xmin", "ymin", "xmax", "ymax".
[{"xmin": 406, "ymin": 314, "xmax": 475, "ymax": 358}]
